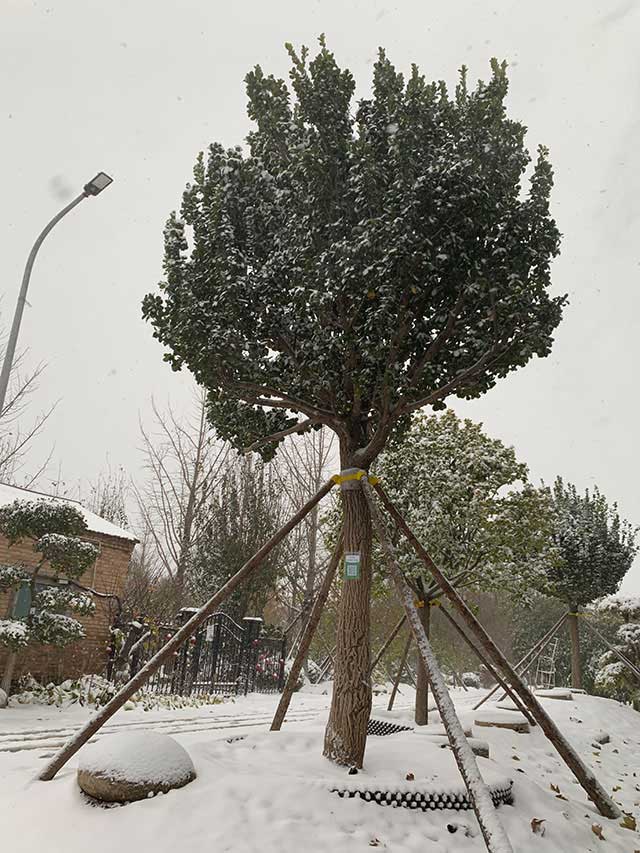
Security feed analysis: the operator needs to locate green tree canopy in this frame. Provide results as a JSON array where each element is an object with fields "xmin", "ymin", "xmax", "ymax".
[
  {"xmin": 375, "ymin": 409, "xmax": 558, "ymax": 599},
  {"xmin": 187, "ymin": 457, "xmax": 286, "ymax": 622},
  {"xmin": 545, "ymin": 478, "xmax": 638, "ymax": 607},
  {"xmin": 143, "ymin": 39, "xmax": 564, "ymax": 468}
]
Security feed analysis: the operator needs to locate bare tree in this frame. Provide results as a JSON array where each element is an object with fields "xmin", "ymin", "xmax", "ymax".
[
  {"xmin": 271, "ymin": 428, "xmax": 337, "ymax": 670},
  {"xmin": 0, "ymin": 323, "xmax": 55, "ymax": 487},
  {"xmin": 133, "ymin": 392, "xmax": 228, "ymax": 609},
  {"xmin": 82, "ymin": 463, "xmax": 130, "ymax": 528}
]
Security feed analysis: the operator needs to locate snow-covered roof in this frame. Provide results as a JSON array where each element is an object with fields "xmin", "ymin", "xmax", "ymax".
[{"xmin": 0, "ymin": 483, "xmax": 137, "ymax": 543}]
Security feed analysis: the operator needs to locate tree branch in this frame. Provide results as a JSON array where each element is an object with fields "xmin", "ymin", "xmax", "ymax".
[{"xmin": 243, "ymin": 418, "xmax": 317, "ymax": 455}]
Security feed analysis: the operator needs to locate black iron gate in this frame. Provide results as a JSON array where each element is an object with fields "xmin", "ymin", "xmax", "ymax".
[{"xmin": 128, "ymin": 613, "xmax": 286, "ymax": 698}]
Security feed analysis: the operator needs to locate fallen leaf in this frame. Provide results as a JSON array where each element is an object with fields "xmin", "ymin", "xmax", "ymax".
[
  {"xmin": 531, "ymin": 818, "xmax": 546, "ymax": 836},
  {"xmin": 369, "ymin": 839, "xmax": 381, "ymax": 847},
  {"xmin": 592, "ymin": 823, "xmax": 605, "ymax": 841},
  {"xmin": 405, "ymin": 772, "xmax": 415, "ymax": 781},
  {"xmin": 620, "ymin": 814, "xmax": 637, "ymax": 831},
  {"xmin": 550, "ymin": 783, "xmax": 560, "ymax": 793},
  {"xmin": 613, "ymin": 785, "xmax": 622, "ymax": 792},
  {"xmin": 512, "ymin": 755, "xmax": 520, "ymax": 761},
  {"xmin": 556, "ymin": 793, "xmax": 568, "ymax": 801}
]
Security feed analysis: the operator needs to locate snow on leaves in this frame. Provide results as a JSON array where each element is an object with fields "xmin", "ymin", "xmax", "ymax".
[
  {"xmin": 143, "ymin": 41, "xmax": 564, "ymax": 463},
  {"xmin": 0, "ymin": 500, "xmax": 99, "ymax": 652},
  {"xmin": 35, "ymin": 534, "xmax": 100, "ymax": 578},
  {"xmin": 374, "ymin": 409, "xmax": 558, "ymax": 600},
  {"xmin": 543, "ymin": 478, "xmax": 638, "ymax": 607}
]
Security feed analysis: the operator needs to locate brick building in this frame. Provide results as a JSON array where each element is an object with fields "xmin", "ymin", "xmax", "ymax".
[{"xmin": 0, "ymin": 483, "xmax": 137, "ymax": 686}]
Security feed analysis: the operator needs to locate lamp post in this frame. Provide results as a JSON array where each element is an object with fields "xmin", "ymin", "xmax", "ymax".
[{"xmin": 0, "ymin": 172, "xmax": 113, "ymax": 418}]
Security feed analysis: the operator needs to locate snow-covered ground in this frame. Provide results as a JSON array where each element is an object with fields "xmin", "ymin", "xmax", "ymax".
[{"xmin": 1, "ymin": 685, "xmax": 639, "ymax": 852}]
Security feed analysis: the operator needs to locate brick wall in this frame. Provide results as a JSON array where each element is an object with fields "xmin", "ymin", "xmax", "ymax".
[{"xmin": 0, "ymin": 530, "xmax": 135, "ymax": 684}]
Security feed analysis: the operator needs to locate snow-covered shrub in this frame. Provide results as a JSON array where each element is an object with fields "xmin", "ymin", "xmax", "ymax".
[
  {"xmin": 594, "ymin": 621, "xmax": 640, "ymax": 705},
  {"xmin": 8, "ymin": 673, "xmax": 226, "ymax": 711},
  {"xmin": 462, "ymin": 672, "xmax": 481, "ymax": 689},
  {"xmin": 0, "ymin": 501, "xmax": 101, "ymax": 689}
]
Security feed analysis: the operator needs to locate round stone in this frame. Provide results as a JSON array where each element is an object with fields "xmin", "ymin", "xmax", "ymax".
[{"xmin": 77, "ymin": 731, "xmax": 196, "ymax": 803}]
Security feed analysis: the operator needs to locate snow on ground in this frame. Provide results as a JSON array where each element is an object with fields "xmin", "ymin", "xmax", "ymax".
[{"xmin": 1, "ymin": 686, "xmax": 639, "ymax": 852}]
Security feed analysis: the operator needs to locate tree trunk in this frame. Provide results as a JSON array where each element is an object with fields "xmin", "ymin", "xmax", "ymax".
[
  {"xmin": 414, "ymin": 600, "xmax": 430, "ymax": 725},
  {"xmin": 1, "ymin": 651, "xmax": 17, "ymax": 696},
  {"xmin": 323, "ymin": 471, "xmax": 372, "ymax": 767},
  {"xmin": 568, "ymin": 605, "xmax": 582, "ymax": 690}
]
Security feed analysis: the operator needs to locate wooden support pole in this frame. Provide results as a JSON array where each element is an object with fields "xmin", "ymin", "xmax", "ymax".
[
  {"xmin": 38, "ymin": 479, "xmax": 336, "ymax": 782},
  {"xmin": 475, "ymin": 612, "xmax": 568, "ymax": 710},
  {"xmin": 438, "ymin": 605, "xmax": 535, "ymax": 727},
  {"xmin": 387, "ymin": 630, "xmax": 412, "ymax": 711},
  {"xmin": 271, "ymin": 535, "xmax": 343, "ymax": 731},
  {"xmin": 369, "ymin": 614, "xmax": 406, "ymax": 675},
  {"xmin": 374, "ymin": 482, "xmax": 621, "ymax": 821},
  {"xmin": 362, "ymin": 479, "xmax": 513, "ymax": 853}
]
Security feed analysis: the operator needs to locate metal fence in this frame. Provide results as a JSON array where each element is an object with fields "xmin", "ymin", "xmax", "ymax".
[{"xmin": 127, "ymin": 612, "xmax": 286, "ymax": 698}]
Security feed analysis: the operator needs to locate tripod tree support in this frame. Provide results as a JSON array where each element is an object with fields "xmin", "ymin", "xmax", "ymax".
[
  {"xmin": 474, "ymin": 612, "xmax": 568, "ymax": 711},
  {"xmin": 370, "ymin": 614, "xmax": 406, "ymax": 676},
  {"xmin": 362, "ymin": 477, "xmax": 514, "ymax": 853},
  {"xmin": 387, "ymin": 630, "xmax": 413, "ymax": 712},
  {"xmin": 271, "ymin": 533, "xmax": 343, "ymax": 731},
  {"xmin": 374, "ymin": 481, "xmax": 621, "ymax": 821},
  {"xmin": 38, "ymin": 479, "xmax": 336, "ymax": 782},
  {"xmin": 438, "ymin": 604, "xmax": 535, "ymax": 727}
]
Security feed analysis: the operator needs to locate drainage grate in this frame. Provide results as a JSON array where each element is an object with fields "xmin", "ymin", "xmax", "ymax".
[
  {"xmin": 367, "ymin": 719, "xmax": 414, "ymax": 736},
  {"xmin": 332, "ymin": 781, "xmax": 514, "ymax": 811}
]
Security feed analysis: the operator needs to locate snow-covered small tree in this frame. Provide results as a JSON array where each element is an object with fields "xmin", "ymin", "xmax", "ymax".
[
  {"xmin": 593, "ymin": 596, "xmax": 640, "ymax": 705},
  {"xmin": 544, "ymin": 479, "xmax": 638, "ymax": 689},
  {"xmin": 375, "ymin": 409, "xmax": 558, "ymax": 721},
  {"xmin": 143, "ymin": 39, "xmax": 564, "ymax": 766},
  {"xmin": 0, "ymin": 500, "xmax": 100, "ymax": 695}
]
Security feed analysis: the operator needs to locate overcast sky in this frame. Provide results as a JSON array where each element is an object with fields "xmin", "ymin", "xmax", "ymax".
[{"xmin": 1, "ymin": 0, "xmax": 639, "ymax": 591}]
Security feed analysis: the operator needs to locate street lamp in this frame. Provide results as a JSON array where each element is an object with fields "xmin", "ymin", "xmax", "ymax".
[{"xmin": 0, "ymin": 172, "xmax": 114, "ymax": 418}]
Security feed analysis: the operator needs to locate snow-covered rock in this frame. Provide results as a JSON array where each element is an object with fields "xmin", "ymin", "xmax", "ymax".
[{"xmin": 77, "ymin": 731, "xmax": 196, "ymax": 803}]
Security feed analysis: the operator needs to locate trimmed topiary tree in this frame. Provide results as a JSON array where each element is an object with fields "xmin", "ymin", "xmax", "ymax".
[
  {"xmin": 544, "ymin": 479, "xmax": 637, "ymax": 690},
  {"xmin": 143, "ymin": 39, "xmax": 564, "ymax": 766},
  {"xmin": 0, "ymin": 500, "xmax": 100, "ymax": 695}
]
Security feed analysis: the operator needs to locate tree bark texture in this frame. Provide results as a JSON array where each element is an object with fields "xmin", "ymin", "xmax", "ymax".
[
  {"xmin": 323, "ymin": 477, "xmax": 372, "ymax": 768},
  {"xmin": 568, "ymin": 606, "xmax": 582, "ymax": 690}
]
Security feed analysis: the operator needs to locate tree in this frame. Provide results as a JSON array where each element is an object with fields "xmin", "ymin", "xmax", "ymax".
[
  {"xmin": 187, "ymin": 455, "xmax": 286, "ymax": 621},
  {"xmin": 269, "ymin": 427, "xmax": 337, "ymax": 670},
  {"xmin": 143, "ymin": 40, "xmax": 564, "ymax": 766},
  {"xmin": 594, "ymin": 597, "xmax": 640, "ymax": 706},
  {"xmin": 84, "ymin": 464, "xmax": 130, "ymax": 530},
  {"xmin": 0, "ymin": 499, "xmax": 99, "ymax": 694},
  {"xmin": 376, "ymin": 409, "xmax": 558, "ymax": 722},
  {"xmin": 134, "ymin": 393, "xmax": 228, "ymax": 611},
  {"xmin": 0, "ymin": 323, "xmax": 54, "ymax": 487},
  {"xmin": 544, "ymin": 478, "xmax": 637, "ymax": 689}
]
